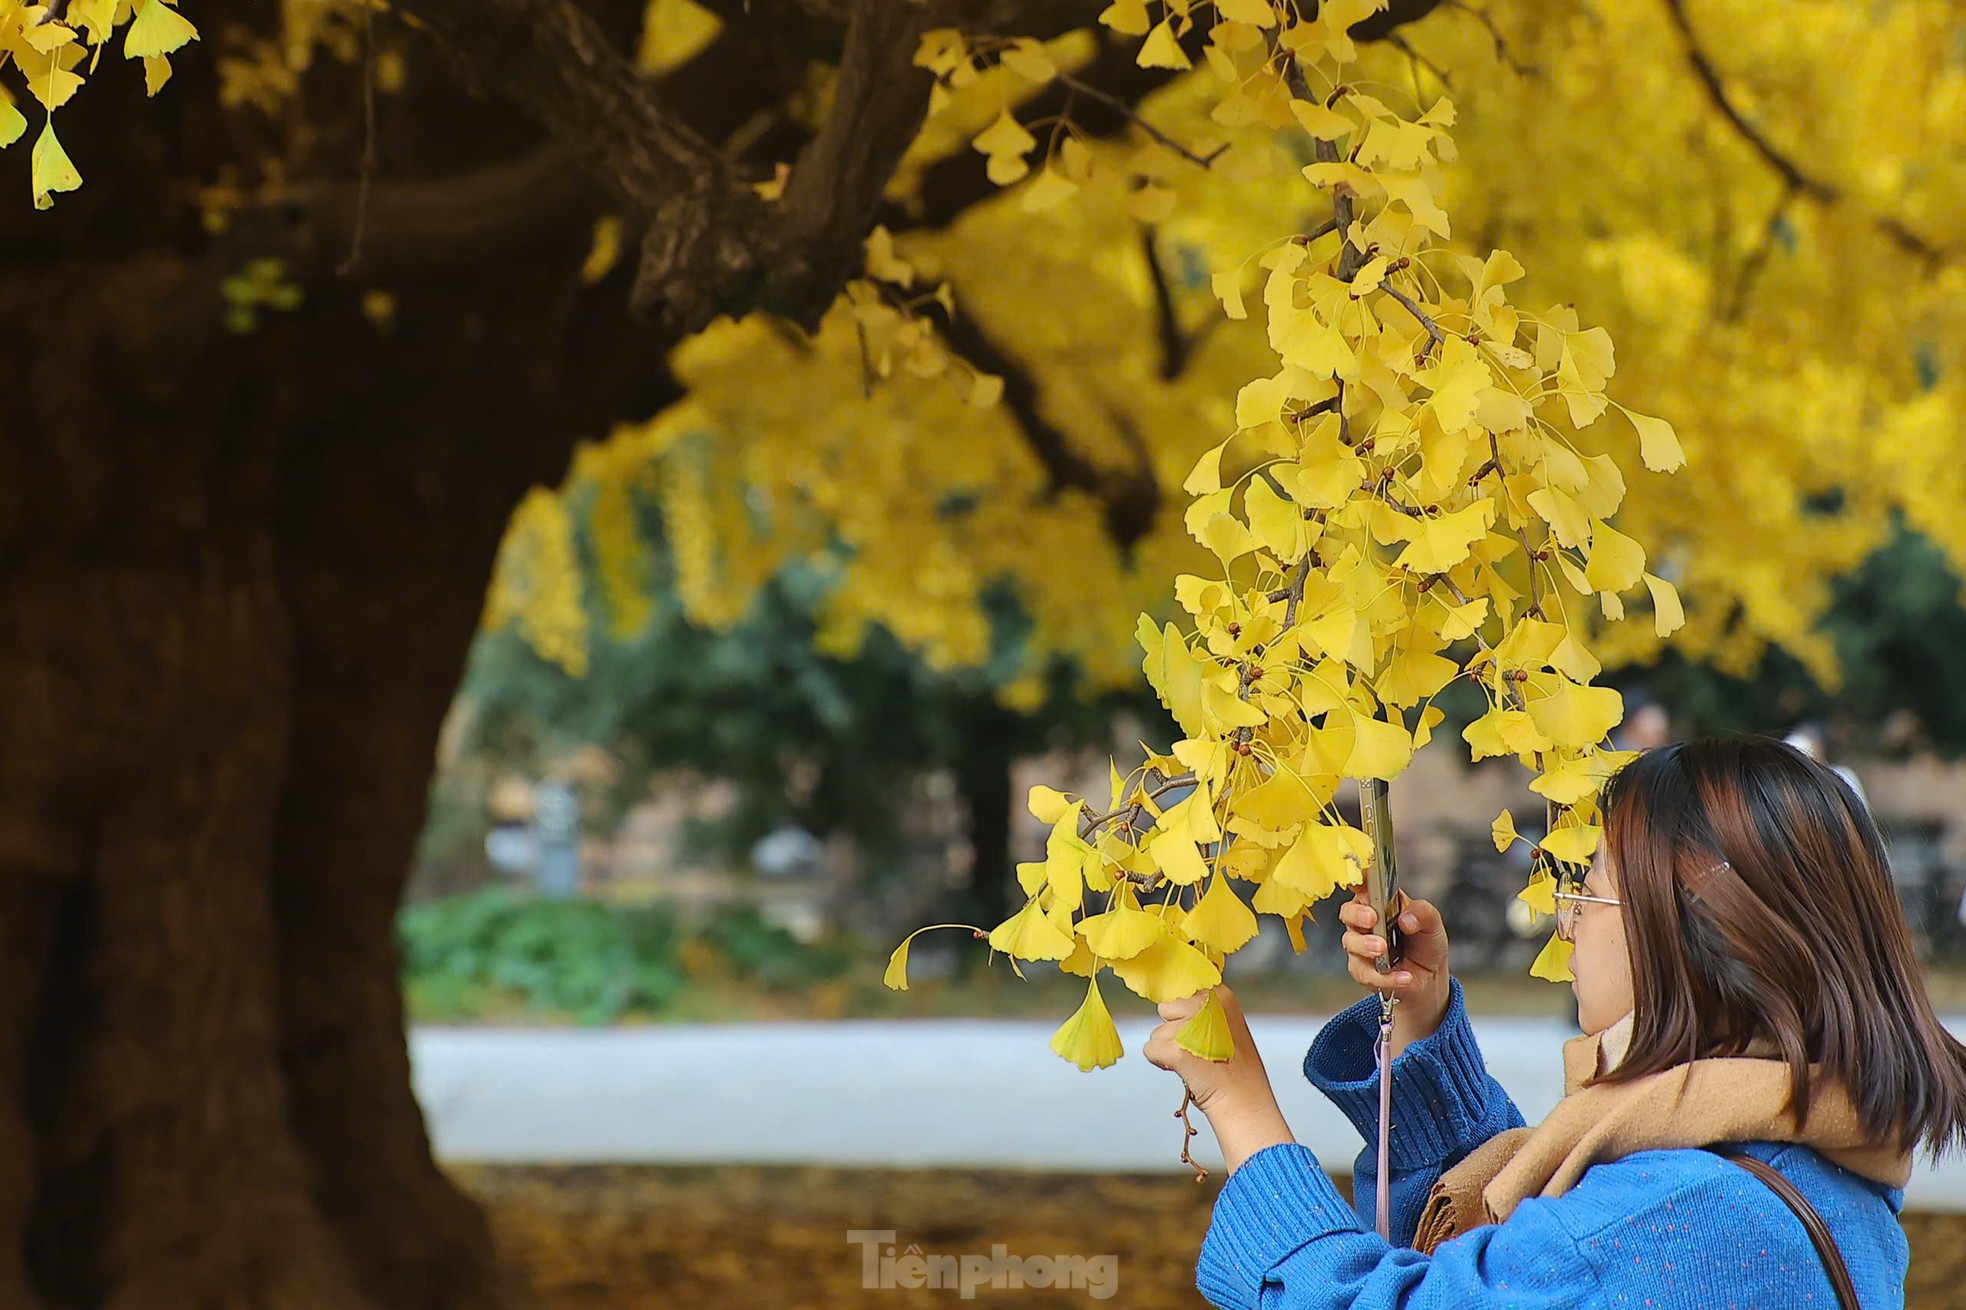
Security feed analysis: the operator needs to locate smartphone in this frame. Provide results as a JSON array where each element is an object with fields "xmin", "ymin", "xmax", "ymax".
[{"xmin": 1360, "ymin": 778, "xmax": 1403, "ymax": 969}]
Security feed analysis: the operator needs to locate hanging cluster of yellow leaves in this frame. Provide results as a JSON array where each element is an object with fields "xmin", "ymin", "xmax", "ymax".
[
  {"xmin": 869, "ymin": 0, "xmax": 1707, "ymax": 1070},
  {"xmin": 0, "ymin": 0, "xmax": 198, "ymax": 207}
]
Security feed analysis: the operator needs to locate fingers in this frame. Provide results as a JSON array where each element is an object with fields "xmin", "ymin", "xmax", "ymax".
[
  {"xmin": 1157, "ymin": 988, "xmax": 1216, "ymax": 1023},
  {"xmin": 1338, "ymin": 898, "xmax": 1377, "ymax": 932},
  {"xmin": 1399, "ymin": 897, "xmax": 1443, "ymax": 938},
  {"xmin": 1346, "ymin": 950, "xmax": 1418, "ymax": 994}
]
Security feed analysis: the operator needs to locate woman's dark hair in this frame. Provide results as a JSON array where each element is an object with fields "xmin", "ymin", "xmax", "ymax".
[{"xmin": 1593, "ymin": 735, "xmax": 1966, "ymax": 1163}]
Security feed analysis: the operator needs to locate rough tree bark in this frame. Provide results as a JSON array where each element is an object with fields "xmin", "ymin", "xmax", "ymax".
[{"xmin": 0, "ymin": 0, "xmax": 1441, "ymax": 1304}]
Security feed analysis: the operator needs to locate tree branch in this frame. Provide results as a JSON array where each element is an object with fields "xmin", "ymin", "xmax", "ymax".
[
  {"xmin": 1662, "ymin": 0, "xmax": 1946, "ymax": 268},
  {"xmin": 1142, "ymin": 227, "xmax": 1192, "ymax": 380},
  {"xmin": 936, "ymin": 305, "xmax": 1161, "ymax": 548}
]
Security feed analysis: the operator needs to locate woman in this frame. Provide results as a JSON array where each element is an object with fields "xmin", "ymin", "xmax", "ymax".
[{"xmin": 1146, "ymin": 736, "xmax": 1966, "ymax": 1308}]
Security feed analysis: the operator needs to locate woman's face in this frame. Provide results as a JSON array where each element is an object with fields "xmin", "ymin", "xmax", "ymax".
[{"xmin": 1571, "ymin": 848, "xmax": 1635, "ymax": 1034}]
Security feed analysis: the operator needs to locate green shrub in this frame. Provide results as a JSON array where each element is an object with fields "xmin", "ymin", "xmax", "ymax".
[{"xmin": 398, "ymin": 888, "xmax": 849, "ymax": 1023}]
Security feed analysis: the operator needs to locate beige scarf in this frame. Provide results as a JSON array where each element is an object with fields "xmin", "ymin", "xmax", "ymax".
[{"xmin": 1410, "ymin": 1011, "xmax": 1914, "ymax": 1254}]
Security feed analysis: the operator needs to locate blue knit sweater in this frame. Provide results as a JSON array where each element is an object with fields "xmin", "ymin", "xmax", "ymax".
[{"xmin": 1197, "ymin": 978, "xmax": 1910, "ymax": 1308}]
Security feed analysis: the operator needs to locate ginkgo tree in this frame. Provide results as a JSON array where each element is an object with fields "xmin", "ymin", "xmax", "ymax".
[{"xmin": 2, "ymin": 0, "xmax": 1960, "ymax": 1304}]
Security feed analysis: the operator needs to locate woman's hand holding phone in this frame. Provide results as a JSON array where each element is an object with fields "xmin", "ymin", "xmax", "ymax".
[{"xmin": 1338, "ymin": 887, "xmax": 1453, "ymax": 1062}]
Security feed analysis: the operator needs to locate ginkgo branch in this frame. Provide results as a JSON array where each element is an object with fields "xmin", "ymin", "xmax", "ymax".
[
  {"xmin": 1443, "ymin": 0, "xmax": 1537, "ymax": 77},
  {"xmin": 1661, "ymin": 0, "xmax": 1947, "ymax": 268},
  {"xmin": 1079, "ymin": 777, "xmax": 1194, "ymax": 834},
  {"xmin": 1054, "ymin": 70, "xmax": 1230, "ymax": 170},
  {"xmin": 1381, "ymin": 281, "xmax": 1446, "ymax": 355},
  {"xmin": 936, "ymin": 308, "xmax": 1162, "ymax": 548},
  {"xmin": 1723, "ymin": 180, "xmax": 1797, "ymax": 322},
  {"xmin": 1143, "ymin": 228, "xmax": 1197, "ymax": 379}
]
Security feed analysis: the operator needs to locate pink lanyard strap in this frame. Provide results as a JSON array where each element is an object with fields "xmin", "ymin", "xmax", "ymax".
[{"xmin": 1374, "ymin": 991, "xmax": 1398, "ymax": 1241}]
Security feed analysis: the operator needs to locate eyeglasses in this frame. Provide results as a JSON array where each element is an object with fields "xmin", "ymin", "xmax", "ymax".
[
  {"xmin": 1550, "ymin": 880, "xmax": 1621, "ymax": 943},
  {"xmin": 1548, "ymin": 858, "xmax": 1733, "ymax": 942}
]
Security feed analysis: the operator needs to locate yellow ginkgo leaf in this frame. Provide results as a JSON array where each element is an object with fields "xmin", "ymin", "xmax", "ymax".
[
  {"xmin": 999, "ymin": 36, "xmax": 1056, "ymax": 82},
  {"xmin": 1288, "ymin": 97, "xmax": 1354, "ymax": 140},
  {"xmin": 1491, "ymin": 809, "xmax": 1519, "ymax": 853},
  {"xmin": 1517, "ymin": 871, "xmax": 1557, "ymax": 917},
  {"xmin": 1525, "ymin": 486, "xmax": 1591, "ymax": 550},
  {"xmin": 973, "ymin": 105, "xmax": 1035, "ymax": 158},
  {"xmin": 1217, "ymin": 0, "xmax": 1278, "ymax": 28},
  {"xmin": 1175, "ymin": 990, "xmax": 1236, "ymax": 1061},
  {"xmin": 1529, "ymin": 755, "xmax": 1601, "ymax": 805},
  {"xmin": 124, "ymin": 0, "xmax": 199, "ymax": 59},
  {"xmin": 1231, "ymin": 766, "xmax": 1324, "ymax": 831},
  {"xmin": 1464, "ymin": 704, "xmax": 1550, "ymax": 761},
  {"xmin": 1182, "ymin": 873, "xmax": 1259, "ymax": 953},
  {"xmin": 1137, "ymin": 19, "xmax": 1191, "ymax": 69},
  {"xmin": 1096, "ymin": 0, "xmax": 1151, "ymax": 35},
  {"xmin": 1437, "ymin": 594, "xmax": 1489, "ymax": 640},
  {"xmin": 1051, "ymin": 976, "xmax": 1124, "ymax": 1071},
  {"xmin": 1109, "ymin": 932, "xmax": 1220, "ymax": 1003},
  {"xmin": 1644, "ymin": 572, "xmax": 1684, "ymax": 637},
  {"xmin": 1549, "ymin": 632, "xmax": 1601, "ymax": 683},
  {"xmin": 0, "ymin": 96, "xmax": 24, "ymax": 150},
  {"xmin": 1058, "ymin": 933, "xmax": 1099, "ymax": 978},
  {"xmin": 1182, "ymin": 439, "xmax": 1228, "ymax": 494},
  {"xmin": 1211, "ymin": 269, "xmax": 1247, "ymax": 321},
  {"xmin": 1147, "ymin": 824, "xmax": 1210, "ymax": 886},
  {"xmin": 1079, "ymin": 896, "xmax": 1168, "ymax": 960},
  {"xmin": 1270, "ymin": 301, "xmax": 1358, "ymax": 379},
  {"xmin": 1244, "ymin": 475, "xmax": 1300, "ymax": 559},
  {"xmin": 1198, "ymin": 511, "xmax": 1259, "ymax": 564},
  {"xmin": 1530, "ymin": 931, "xmax": 1575, "ymax": 982},
  {"xmin": 1378, "ymin": 644, "xmax": 1458, "ymax": 708},
  {"xmin": 30, "ymin": 121, "xmax": 81, "ymax": 209},
  {"xmin": 1617, "ymin": 403, "xmax": 1685, "ymax": 473},
  {"xmin": 1271, "ymin": 822, "xmax": 1370, "ymax": 900},
  {"xmin": 1201, "ymin": 678, "xmax": 1265, "ymax": 731},
  {"xmin": 988, "ymin": 898, "xmax": 1077, "ymax": 962},
  {"xmin": 1539, "ymin": 823, "xmax": 1600, "ymax": 865},
  {"xmin": 883, "ymin": 937, "xmax": 912, "ymax": 990},
  {"xmin": 1344, "ymin": 709, "xmax": 1412, "ymax": 780},
  {"xmin": 1583, "ymin": 519, "xmax": 1644, "ymax": 594},
  {"xmin": 1027, "ymin": 785, "xmax": 1075, "ymax": 824},
  {"xmin": 1160, "ymin": 786, "xmax": 1223, "ymax": 844},
  {"xmin": 1138, "ymin": 615, "xmax": 1209, "ymax": 738},
  {"xmin": 1525, "ymin": 676, "xmax": 1623, "ymax": 751},
  {"xmin": 1393, "ymin": 501, "xmax": 1496, "ymax": 575}
]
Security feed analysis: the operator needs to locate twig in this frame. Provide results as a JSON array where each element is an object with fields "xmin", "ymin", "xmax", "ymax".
[
  {"xmin": 1080, "ymin": 777, "xmax": 1194, "ymax": 835},
  {"xmin": 1387, "ymin": 33, "xmax": 1451, "ymax": 90},
  {"xmin": 1381, "ymin": 281, "xmax": 1445, "ymax": 355},
  {"xmin": 1444, "ymin": 0, "xmax": 1536, "ymax": 76},
  {"xmin": 1722, "ymin": 180, "xmax": 1796, "ymax": 321},
  {"xmin": 1177, "ymin": 1090, "xmax": 1208, "ymax": 1182},
  {"xmin": 1056, "ymin": 71, "xmax": 1229, "ymax": 170}
]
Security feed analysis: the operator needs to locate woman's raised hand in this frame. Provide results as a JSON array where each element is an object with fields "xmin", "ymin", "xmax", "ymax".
[{"xmin": 1337, "ymin": 887, "xmax": 1453, "ymax": 1059}]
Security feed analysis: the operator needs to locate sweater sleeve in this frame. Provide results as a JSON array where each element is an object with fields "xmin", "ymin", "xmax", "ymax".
[
  {"xmin": 1300, "ymin": 976, "xmax": 1526, "ymax": 1245},
  {"xmin": 1196, "ymin": 1142, "xmax": 1599, "ymax": 1310}
]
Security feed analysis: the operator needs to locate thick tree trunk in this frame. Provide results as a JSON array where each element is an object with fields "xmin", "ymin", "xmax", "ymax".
[
  {"xmin": 0, "ymin": 252, "xmax": 674, "ymax": 1310},
  {"xmin": 0, "ymin": 18, "xmax": 679, "ymax": 1295}
]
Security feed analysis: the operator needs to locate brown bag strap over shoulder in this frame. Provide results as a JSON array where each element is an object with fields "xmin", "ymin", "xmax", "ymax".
[{"xmin": 1708, "ymin": 1148, "xmax": 1861, "ymax": 1310}]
